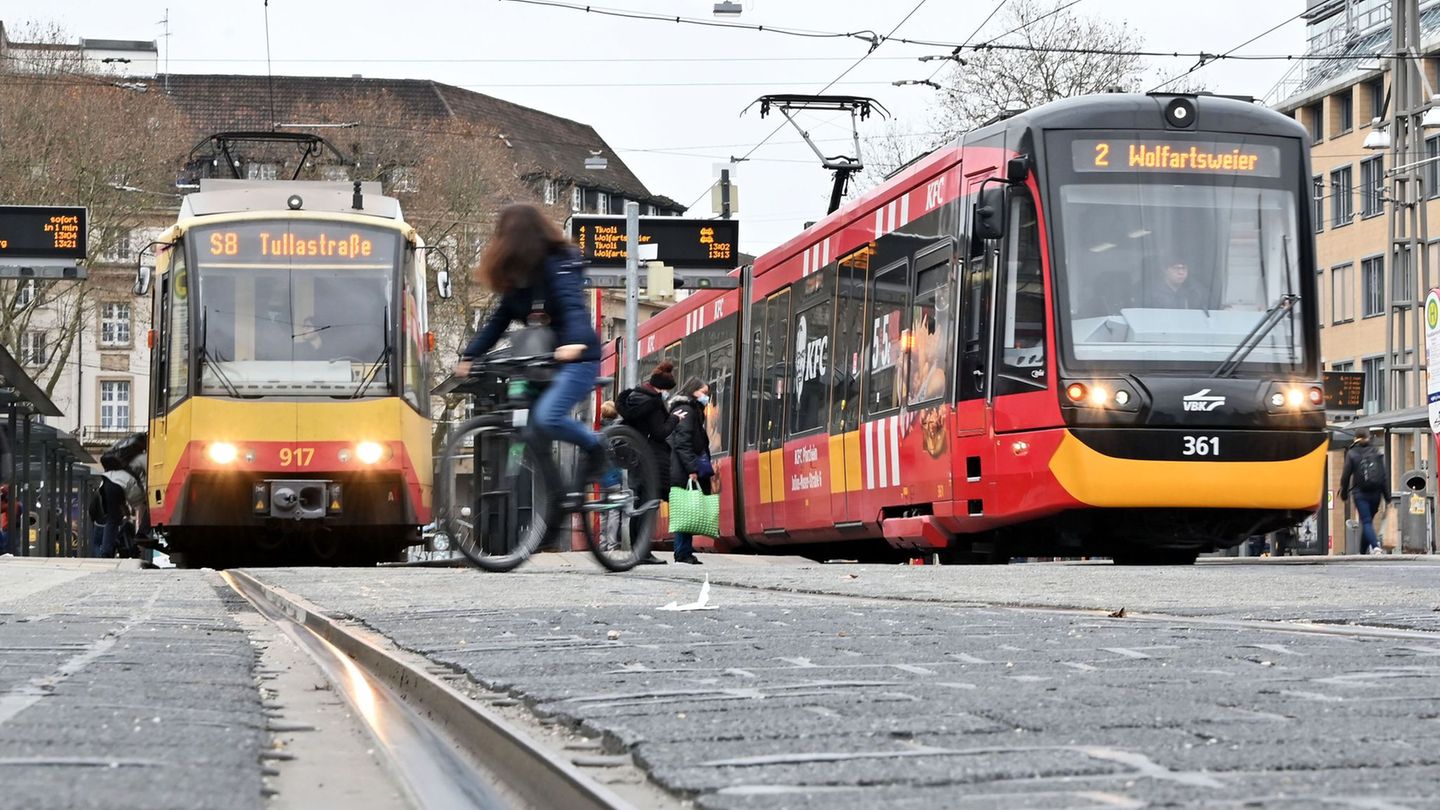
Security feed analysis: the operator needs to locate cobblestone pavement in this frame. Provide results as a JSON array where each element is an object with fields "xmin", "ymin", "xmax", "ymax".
[
  {"xmin": 256, "ymin": 562, "xmax": 1440, "ymax": 809},
  {"xmin": 0, "ymin": 559, "xmax": 265, "ymax": 810}
]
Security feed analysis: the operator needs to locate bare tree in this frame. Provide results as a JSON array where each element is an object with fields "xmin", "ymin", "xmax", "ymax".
[
  {"xmin": 0, "ymin": 35, "xmax": 188, "ymax": 398},
  {"xmin": 935, "ymin": 0, "xmax": 1147, "ymax": 135}
]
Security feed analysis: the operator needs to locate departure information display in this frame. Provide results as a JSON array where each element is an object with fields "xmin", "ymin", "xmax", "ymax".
[
  {"xmin": 0, "ymin": 206, "xmax": 87, "ymax": 260},
  {"xmin": 571, "ymin": 216, "xmax": 739, "ymax": 269},
  {"xmin": 1324, "ymin": 371, "xmax": 1365, "ymax": 411},
  {"xmin": 1072, "ymin": 139, "xmax": 1281, "ymax": 177}
]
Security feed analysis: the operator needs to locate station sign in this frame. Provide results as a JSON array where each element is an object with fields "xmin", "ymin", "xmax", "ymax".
[
  {"xmin": 0, "ymin": 205, "xmax": 87, "ymax": 261},
  {"xmin": 1323, "ymin": 371, "xmax": 1365, "ymax": 412},
  {"xmin": 1426, "ymin": 288, "xmax": 1440, "ymax": 435},
  {"xmin": 571, "ymin": 216, "xmax": 738, "ymax": 269}
]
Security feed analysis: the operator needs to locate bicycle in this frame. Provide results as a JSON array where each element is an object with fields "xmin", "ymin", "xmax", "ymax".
[{"xmin": 435, "ymin": 353, "xmax": 662, "ymax": 572}]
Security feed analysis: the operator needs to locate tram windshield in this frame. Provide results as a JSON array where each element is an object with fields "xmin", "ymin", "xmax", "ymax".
[
  {"xmin": 1050, "ymin": 133, "xmax": 1306, "ymax": 374},
  {"xmin": 190, "ymin": 221, "xmax": 399, "ymax": 397}
]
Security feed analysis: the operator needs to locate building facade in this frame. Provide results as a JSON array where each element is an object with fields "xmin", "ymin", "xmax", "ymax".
[{"xmin": 1271, "ymin": 0, "xmax": 1440, "ymax": 552}]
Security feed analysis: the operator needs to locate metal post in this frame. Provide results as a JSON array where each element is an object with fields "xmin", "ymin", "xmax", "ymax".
[
  {"xmin": 60, "ymin": 458, "xmax": 73, "ymax": 557},
  {"xmin": 720, "ymin": 168, "xmax": 733, "ymax": 220},
  {"xmin": 4, "ymin": 407, "xmax": 14, "ymax": 556},
  {"xmin": 1386, "ymin": 0, "xmax": 1433, "ymax": 553},
  {"xmin": 624, "ymin": 201, "xmax": 641, "ymax": 389},
  {"xmin": 20, "ymin": 416, "xmax": 30, "ymax": 557}
]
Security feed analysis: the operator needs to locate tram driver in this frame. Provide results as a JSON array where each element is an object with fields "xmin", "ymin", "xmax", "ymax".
[{"xmin": 1144, "ymin": 261, "xmax": 1201, "ymax": 310}]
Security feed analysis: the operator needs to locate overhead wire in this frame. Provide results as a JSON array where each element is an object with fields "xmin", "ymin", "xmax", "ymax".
[
  {"xmin": 1149, "ymin": 8, "xmax": 1309, "ymax": 92},
  {"xmin": 681, "ymin": 0, "xmax": 935, "ymax": 213}
]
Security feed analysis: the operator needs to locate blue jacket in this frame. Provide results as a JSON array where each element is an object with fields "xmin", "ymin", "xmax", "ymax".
[{"xmin": 462, "ymin": 247, "xmax": 600, "ymax": 362}]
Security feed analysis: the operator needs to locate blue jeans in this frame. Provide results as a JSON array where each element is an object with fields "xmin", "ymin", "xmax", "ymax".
[
  {"xmin": 531, "ymin": 359, "xmax": 602, "ymax": 456},
  {"xmin": 673, "ymin": 532, "xmax": 694, "ymax": 560},
  {"xmin": 1353, "ymin": 490, "xmax": 1383, "ymax": 553}
]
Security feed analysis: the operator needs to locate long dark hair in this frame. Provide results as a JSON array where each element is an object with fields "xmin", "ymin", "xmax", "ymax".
[{"xmin": 477, "ymin": 204, "xmax": 569, "ymax": 293}]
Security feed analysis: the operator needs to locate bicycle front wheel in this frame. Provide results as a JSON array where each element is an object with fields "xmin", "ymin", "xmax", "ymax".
[
  {"xmin": 439, "ymin": 416, "xmax": 562, "ymax": 572},
  {"xmin": 588, "ymin": 424, "xmax": 661, "ymax": 572}
]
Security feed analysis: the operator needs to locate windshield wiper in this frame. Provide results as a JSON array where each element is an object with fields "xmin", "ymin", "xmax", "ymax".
[
  {"xmin": 351, "ymin": 306, "xmax": 390, "ymax": 398},
  {"xmin": 199, "ymin": 306, "xmax": 242, "ymax": 397},
  {"xmin": 1211, "ymin": 293, "xmax": 1300, "ymax": 378}
]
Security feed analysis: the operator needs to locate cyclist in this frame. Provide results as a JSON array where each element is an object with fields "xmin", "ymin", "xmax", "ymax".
[{"xmin": 455, "ymin": 203, "xmax": 619, "ymax": 492}]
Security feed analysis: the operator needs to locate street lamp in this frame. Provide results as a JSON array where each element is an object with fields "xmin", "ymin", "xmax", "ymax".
[
  {"xmin": 1423, "ymin": 95, "xmax": 1440, "ymax": 129},
  {"xmin": 1363, "ymin": 118, "xmax": 1392, "ymax": 150}
]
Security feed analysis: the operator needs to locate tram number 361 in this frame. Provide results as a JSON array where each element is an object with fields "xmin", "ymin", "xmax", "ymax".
[{"xmin": 1181, "ymin": 436, "xmax": 1220, "ymax": 457}]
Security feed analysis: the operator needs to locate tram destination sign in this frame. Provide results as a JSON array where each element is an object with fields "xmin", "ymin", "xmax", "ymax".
[
  {"xmin": 1323, "ymin": 371, "xmax": 1365, "ymax": 412},
  {"xmin": 0, "ymin": 205, "xmax": 87, "ymax": 261},
  {"xmin": 1072, "ymin": 139, "xmax": 1281, "ymax": 177},
  {"xmin": 571, "ymin": 216, "xmax": 738, "ymax": 269}
]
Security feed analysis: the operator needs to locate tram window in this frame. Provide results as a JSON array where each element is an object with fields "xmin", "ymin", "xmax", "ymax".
[
  {"xmin": 995, "ymin": 191, "xmax": 1047, "ymax": 394},
  {"xmin": 708, "ymin": 343, "xmax": 733, "ymax": 454},
  {"xmin": 166, "ymin": 247, "xmax": 190, "ymax": 410},
  {"xmin": 866, "ymin": 261, "xmax": 908, "ymax": 414},
  {"xmin": 760, "ymin": 291, "xmax": 791, "ymax": 450},
  {"xmin": 745, "ymin": 326, "xmax": 763, "ymax": 448},
  {"xmin": 400, "ymin": 247, "xmax": 426, "ymax": 413},
  {"xmin": 791, "ymin": 299, "xmax": 831, "ymax": 434},
  {"xmin": 829, "ymin": 247, "xmax": 869, "ymax": 434},
  {"xmin": 906, "ymin": 261, "xmax": 952, "ymax": 406}
]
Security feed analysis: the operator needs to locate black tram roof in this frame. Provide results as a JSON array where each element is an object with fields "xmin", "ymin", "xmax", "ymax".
[{"xmin": 969, "ymin": 93, "xmax": 1307, "ymax": 144}]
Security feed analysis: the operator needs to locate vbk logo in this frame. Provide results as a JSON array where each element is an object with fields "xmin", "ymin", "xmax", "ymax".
[{"xmin": 1182, "ymin": 388, "xmax": 1226, "ymax": 412}]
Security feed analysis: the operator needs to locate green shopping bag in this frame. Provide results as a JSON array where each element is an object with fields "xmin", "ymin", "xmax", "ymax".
[{"xmin": 668, "ymin": 479, "xmax": 719, "ymax": 537}]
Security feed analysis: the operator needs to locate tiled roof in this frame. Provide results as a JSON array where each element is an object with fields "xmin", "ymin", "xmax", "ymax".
[{"xmin": 159, "ymin": 73, "xmax": 679, "ymax": 209}]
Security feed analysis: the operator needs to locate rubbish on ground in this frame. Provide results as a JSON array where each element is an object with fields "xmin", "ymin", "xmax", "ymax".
[{"xmin": 659, "ymin": 575, "xmax": 716, "ymax": 611}]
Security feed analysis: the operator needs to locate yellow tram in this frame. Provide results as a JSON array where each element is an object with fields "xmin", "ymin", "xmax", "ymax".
[{"xmin": 138, "ymin": 179, "xmax": 440, "ymax": 566}]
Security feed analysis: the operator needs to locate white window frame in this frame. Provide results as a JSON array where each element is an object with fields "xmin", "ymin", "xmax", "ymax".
[
  {"xmin": 20, "ymin": 331, "xmax": 46, "ymax": 366},
  {"xmin": 99, "ymin": 379, "xmax": 132, "ymax": 431},
  {"xmin": 14, "ymin": 279, "xmax": 36, "ymax": 310},
  {"xmin": 596, "ymin": 191, "xmax": 609, "ymax": 214},
  {"xmin": 571, "ymin": 186, "xmax": 583, "ymax": 212},
  {"xmin": 247, "ymin": 162, "xmax": 279, "ymax": 181},
  {"xmin": 100, "ymin": 301, "xmax": 133, "ymax": 347}
]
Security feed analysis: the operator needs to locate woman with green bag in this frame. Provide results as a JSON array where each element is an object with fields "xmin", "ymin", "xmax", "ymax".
[{"xmin": 668, "ymin": 378, "xmax": 714, "ymax": 565}]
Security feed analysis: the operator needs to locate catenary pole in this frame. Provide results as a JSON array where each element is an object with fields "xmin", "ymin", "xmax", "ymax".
[{"xmin": 624, "ymin": 201, "xmax": 640, "ymax": 389}]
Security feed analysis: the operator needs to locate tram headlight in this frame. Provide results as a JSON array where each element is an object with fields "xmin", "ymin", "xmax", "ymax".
[
  {"xmin": 355, "ymin": 441, "xmax": 386, "ymax": 465},
  {"xmin": 208, "ymin": 442, "xmax": 239, "ymax": 464},
  {"xmin": 1266, "ymin": 383, "xmax": 1326, "ymax": 413},
  {"xmin": 1063, "ymin": 379, "xmax": 1140, "ymax": 412}
]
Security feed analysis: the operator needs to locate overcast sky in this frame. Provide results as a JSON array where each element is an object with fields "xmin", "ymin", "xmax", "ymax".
[{"xmin": 0, "ymin": 0, "xmax": 1308, "ymax": 253}]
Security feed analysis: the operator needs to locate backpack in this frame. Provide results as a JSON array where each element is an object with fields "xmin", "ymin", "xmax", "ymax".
[
  {"xmin": 99, "ymin": 433, "xmax": 146, "ymax": 473},
  {"xmin": 614, "ymin": 388, "xmax": 641, "ymax": 423},
  {"xmin": 1356, "ymin": 446, "xmax": 1386, "ymax": 491}
]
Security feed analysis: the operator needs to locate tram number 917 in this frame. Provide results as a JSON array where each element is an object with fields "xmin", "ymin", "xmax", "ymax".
[
  {"xmin": 1181, "ymin": 436, "xmax": 1220, "ymax": 457},
  {"xmin": 280, "ymin": 447, "xmax": 315, "ymax": 467}
]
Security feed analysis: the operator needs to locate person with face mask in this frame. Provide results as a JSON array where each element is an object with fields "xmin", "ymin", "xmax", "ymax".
[{"xmin": 667, "ymin": 377, "xmax": 713, "ymax": 564}]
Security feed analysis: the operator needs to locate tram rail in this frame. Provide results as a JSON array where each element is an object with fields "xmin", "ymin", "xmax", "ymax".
[{"xmin": 223, "ymin": 570, "xmax": 643, "ymax": 810}]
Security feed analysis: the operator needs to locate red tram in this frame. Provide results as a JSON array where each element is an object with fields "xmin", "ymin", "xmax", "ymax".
[{"xmin": 603, "ymin": 93, "xmax": 1326, "ymax": 563}]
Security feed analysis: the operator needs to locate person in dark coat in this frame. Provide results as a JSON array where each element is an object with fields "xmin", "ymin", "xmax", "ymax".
[
  {"xmin": 457, "ymin": 204, "xmax": 618, "ymax": 490},
  {"xmin": 667, "ymin": 377, "xmax": 712, "ymax": 565},
  {"xmin": 617, "ymin": 361, "xmax": 678, "ymax": 482},
  {"xmin": 615, "ymin": 361, "xmax": 677, "ymax": 565},
  {"xmin": 1339, "ymin": 427, "xmax": 1390, "ymax": 554}
]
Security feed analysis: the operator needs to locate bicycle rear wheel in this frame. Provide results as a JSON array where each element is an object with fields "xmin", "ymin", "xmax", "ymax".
[
  {"xmin": 587, "ymin": 424, "xmax": 661, "ymax": 572},
  {"xmin": 439, "ymin": 416, "xmax": 561, "ymax": 572}
]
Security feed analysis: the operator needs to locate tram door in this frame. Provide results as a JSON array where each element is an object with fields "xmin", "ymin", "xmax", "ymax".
[
  {"xmin": 957, "ymin": 170, "xmax": 997, "ymax": 437},
  {"xmin": 757, "ymin": 290, "xmax": 791, "ymax": 532},
  {"xmin": 828, "ymin": 250, "xmax": 868, "ymax": 520}
]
